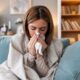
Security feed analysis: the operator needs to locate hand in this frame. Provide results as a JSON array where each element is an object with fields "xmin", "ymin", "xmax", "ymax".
[
  {"xmin": 27, "ymin": 34, "xmax": 37, "ymax": 56},
  {"xmin": 36, "ymin": 52, "xmax": 43, "ymax": 59},
  {"xmin": 38, "ymin": 37, "xmax": 47, "ymax": 50}
]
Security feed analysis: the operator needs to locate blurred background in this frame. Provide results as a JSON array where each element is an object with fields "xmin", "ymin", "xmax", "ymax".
[{"xmin": 0, "ymin": 0, "xmax": 58, "ymax": 37}]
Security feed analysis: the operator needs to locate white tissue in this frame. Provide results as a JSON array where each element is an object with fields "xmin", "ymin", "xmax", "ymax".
[
  {"xmin": 35, "ymin": 31, "xmax": 45, "ymax": 55},
  {"xmin": 35, "ymin": 42, "xmax": 43, "ymax": 55}
]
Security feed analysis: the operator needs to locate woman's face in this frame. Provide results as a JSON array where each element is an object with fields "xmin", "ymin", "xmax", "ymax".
[{"xmin": 28, "ymin": 19, "xmax": 48, "ymax": 37}]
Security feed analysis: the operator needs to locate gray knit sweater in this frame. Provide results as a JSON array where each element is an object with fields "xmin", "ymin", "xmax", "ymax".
[{"xmin": 0, "ymin": 33, "xmax": 63, "ymax": 80}]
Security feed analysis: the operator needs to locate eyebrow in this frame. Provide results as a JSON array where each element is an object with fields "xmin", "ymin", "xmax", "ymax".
[
  {"xmin": 30, "ymin": 25, "xmax": 47, "ymax": 28},
  {"xmin": 30, "ymin": 26, "xmax": 36, "ymax": 28}
]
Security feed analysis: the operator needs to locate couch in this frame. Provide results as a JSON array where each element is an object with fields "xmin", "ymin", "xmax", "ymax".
[
  {"xmin": 0, "ymin": 36, "xmax": 11, "ymax": 63},
  {"xmin": 54, "ymin": 41, "xmax": 80, "ymax": 80},
  {"xmin": 0, "ymin": 36, "xmax": 80, "ymax": 80}
]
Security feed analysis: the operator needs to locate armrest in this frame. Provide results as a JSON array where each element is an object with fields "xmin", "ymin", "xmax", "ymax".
[{"xmin": 0, "ymin": 36, "xmax": 11, "ymax": 64}]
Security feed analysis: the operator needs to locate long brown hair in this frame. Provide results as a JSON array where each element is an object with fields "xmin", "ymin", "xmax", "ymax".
[{"xmin": 23, "ymin": 5, "xmax": 54, "ymax": 46}]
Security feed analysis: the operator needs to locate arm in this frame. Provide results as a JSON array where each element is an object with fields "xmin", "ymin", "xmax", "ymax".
[
  {"xmin": 35, "ymin": 55, "xmax": 49, "ymax": 77},
  {"xmin": 40, "ymin": 39, "xmax": 63, "ymax": 79},
  {"xmin": 40, "ymin": 62, "xmax": 58, "ymax": 80},
  {"xmin": 54, "ymin": 39, "xmax": 63, "ymax": 58},
  {"xmin": 24, "ymin": 52, "xmax": 35, "ymax": 67},
  {"xmin": 35, "ymin": 54, "xmax": 58, "ymax": 78},
  {"xmin": 7, "ymin": 34, "xmax": 29, "ymax": 80}
]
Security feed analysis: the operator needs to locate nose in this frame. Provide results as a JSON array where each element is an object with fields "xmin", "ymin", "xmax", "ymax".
[
  {"xmin": 35, "ymin": 29, "xmax": 40, "ymax": 39},
  {"xmin": 35, "ymin": 29, "xmax": 40, "ymax": 34},
  {"xmin": 36, "ymin": 29, "xmax": 39, "ymax": 33}
]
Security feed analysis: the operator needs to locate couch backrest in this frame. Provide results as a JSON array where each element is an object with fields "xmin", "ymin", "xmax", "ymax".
[
  {"xmin": 54, "ymin": 41, "xmax": 80, "ymax": 80},
  {"xmin": 0, "ymin": 36, "xmax": 11, "ymax": 64},
  {"xmin": 0, "ymin": 36, "xmax": 70, "ymax": 64}
]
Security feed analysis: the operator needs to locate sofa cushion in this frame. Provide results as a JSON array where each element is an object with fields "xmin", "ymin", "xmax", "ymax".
[
  {"xmin": 54, "ymin": 41, "xmax": 80, "ymax": 80},
  {"xmin": 0, "ymin": 36, "xmax": 11, "ymax": 64},
  {"xmin": 61, "ymin": 38, "xmax": 70, "ymax": 49}
]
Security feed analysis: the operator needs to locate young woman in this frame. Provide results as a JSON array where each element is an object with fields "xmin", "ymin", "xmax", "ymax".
[{"xmin": 0, "ymin": 6, "xmax": 63, "ymax": 80}]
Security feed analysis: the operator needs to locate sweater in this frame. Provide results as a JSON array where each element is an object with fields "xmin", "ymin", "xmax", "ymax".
[{"xmin": 0, "ymin": 33, "xmax": 63, "ymax": 80}]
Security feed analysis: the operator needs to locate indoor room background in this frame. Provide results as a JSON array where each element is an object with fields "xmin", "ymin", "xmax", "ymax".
[{"xmin": 0, "ymin": 0, "xmax": 58, "ymax": 37}]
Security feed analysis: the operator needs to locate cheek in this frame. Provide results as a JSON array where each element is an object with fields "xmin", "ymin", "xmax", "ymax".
[
  {"xmin": 40, "ymin": 31, "xmax": 46, "ymax": 35},
  {"xmin": 28, "ymin": 27, "xmax": 35, "ymax": 37},
  {"xmin": 29, "ymin": 30, "xmax": 35, "ymax": 37},
  {"xmin": 40, "ymin": 29, "xmax": 48, "ymax": 35}
]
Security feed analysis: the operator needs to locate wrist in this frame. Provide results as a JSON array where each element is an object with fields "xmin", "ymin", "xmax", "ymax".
[
  {"xmin": 28, "ymin": 52, "xmax": 36, "ymax": 61},
  {"xmin": 28, "ymin": 49, "xmax": 36, "ymax": 56},
  {"xmin": 36, "ymin": 53, "xmax": 43, "ymax": 59}
]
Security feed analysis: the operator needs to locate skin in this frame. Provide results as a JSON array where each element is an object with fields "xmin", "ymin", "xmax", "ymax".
[{"xmin": 27, "ymin": 19, "xmax": 48, "ymax": 58}]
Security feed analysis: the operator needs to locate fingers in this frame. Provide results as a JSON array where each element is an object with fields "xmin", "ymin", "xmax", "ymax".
[
  {"xmin": 38, "ymin": 37, "xmax": 47, "ymax": 49},
  {"xmin": 27, "ymin": 34, "xmax": 38, "ymax": 56},
  {"xmin": 28, "ymin": 34, "xmax": 37, "ymax": 46},
  {"xmin": 31, "ymin": 34, "xmax": 37, "ymax": 47}
]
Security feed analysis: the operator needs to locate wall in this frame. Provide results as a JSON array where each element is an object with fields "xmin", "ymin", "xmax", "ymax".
[
  {"xmin": 0, "ymin": 0, "xmax": 23, "ymax": 32},
  {"xmin": 0, "ymin": 0, "xmax": 58, "ymax": 35}
]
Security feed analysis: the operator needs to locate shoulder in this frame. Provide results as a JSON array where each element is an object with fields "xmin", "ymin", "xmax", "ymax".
[
  {"xmin": 11, "ymin": 32, "xmax": 25, "ymax": 40},
  {"xmin": 51, "ymin": 38, "xmax": 63, "ymax": 57},
  {"xmin": 11, "ymin": 33, "xmax": 25, "ymax": 45},
  {"xmin": 10, "ymin": 33, "xmax": 29, "ymax": 53},
  {"xmin": 53, "ymin": 38, "xmax": 63, "ymax": 49}
]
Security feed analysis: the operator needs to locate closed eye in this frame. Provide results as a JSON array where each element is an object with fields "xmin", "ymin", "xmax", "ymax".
[
  {"xmin": 31, "ymin": 26, "xmax": 36, "ymax": 30},
  {"xmin": 40, "ymin": 27, "xmax": 47, "ymax": 31}
]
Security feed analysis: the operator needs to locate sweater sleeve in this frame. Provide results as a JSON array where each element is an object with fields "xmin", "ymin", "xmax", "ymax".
[
  {"xmin": 24, "ymin": 52, "xmax": 35, "ymax": 68},
  {"xmin": 40, "ymin": 62, "xmax": 58, "ymax": 80},
  {"xmin": 54, "ymin": 39, "xmax": 63, "ymax": 58},
  {"xmin": 35, "ymin": 56, "xmax": 58, "ymax": 79},
  {"xmin": 35, "ymin": 39, "xmax": 63, "ymax": 79},
  {"xmin": 35, "ymin": 56, "xmax": 49, "ymax": 77},
  {"xmin": 7, "ymin": 34, "xmax": 29, "ymax": 80}
]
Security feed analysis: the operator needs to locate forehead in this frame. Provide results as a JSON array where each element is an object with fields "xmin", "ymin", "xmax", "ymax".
[{"xmin": 28, "ymin": 19, "xmax": 48, "ymax": 27}]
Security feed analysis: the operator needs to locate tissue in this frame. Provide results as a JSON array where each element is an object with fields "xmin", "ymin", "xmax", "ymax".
[
  {"xmin": 35, "ymin": 31, "xmax": 45, "ymax": 55},
  {"xmin": 35, "ymin": 42, "xmax": 43, "ymax": 55}
]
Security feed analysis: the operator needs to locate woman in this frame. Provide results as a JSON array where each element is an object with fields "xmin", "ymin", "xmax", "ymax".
[{"xmin": 0, "ymin": 6, "xmax": 63, "ymax": 80}]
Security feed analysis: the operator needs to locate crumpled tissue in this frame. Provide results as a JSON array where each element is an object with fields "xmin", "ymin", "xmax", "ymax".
[{"xmin": 35, "ymin": 32, "xmax": 45, "ymax": 55}]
